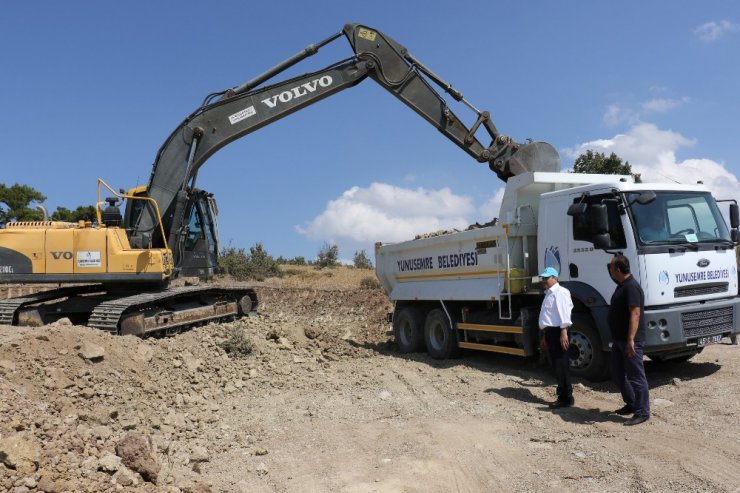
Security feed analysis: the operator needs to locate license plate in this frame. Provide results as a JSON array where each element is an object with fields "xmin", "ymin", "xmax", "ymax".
[{"xmin": 697, "ymin": 334, "xmax": 723, "ymax": 347}]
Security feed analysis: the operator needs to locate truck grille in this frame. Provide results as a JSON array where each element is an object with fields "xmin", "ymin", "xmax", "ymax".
[
  {"xmin": 681, "ymin": 306, "xmax": 734, "ymax": 338},
  {"xmin": 674, "ymin": 282, "xmax": 728, "ymax": 298}
]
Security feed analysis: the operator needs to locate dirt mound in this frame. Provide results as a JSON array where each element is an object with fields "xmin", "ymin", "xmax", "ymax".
[
  {"xmin": 254, "ymin": 285, "xmax": 392, "ymax": 353},
  {"xmin": 0, "ymin": 283, "xmax": 392, "ymax": 492},
  {"xmin": 1, "ymin": 273, "xmax": 739, "ymax": 492}
]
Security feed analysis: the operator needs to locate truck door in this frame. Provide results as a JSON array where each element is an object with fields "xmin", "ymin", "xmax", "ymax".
[
  {"xmin": 538, "ymin": 194, "xmax": 571, "ymax": 278},
  {"xmin": 567, "ymin": 191, "xmax": 634, "ymax": 302}
]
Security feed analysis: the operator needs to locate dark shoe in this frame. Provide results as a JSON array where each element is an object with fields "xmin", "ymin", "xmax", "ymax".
[
  {"xmin": 614, "ymin": 404, "xmax": 634, "ymax": 416},
  {"xmin": 548, "ymin": 398, "xmax": 574, "ymax": 409},
  {"xmin": 624, "ymin": 415, "xmax": 650, "ymax": 426}
]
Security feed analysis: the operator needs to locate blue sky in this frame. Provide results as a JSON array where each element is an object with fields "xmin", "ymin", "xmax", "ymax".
[{"xmin": 1, "ymin": 1, "xmax": 739, "ymax": 262}]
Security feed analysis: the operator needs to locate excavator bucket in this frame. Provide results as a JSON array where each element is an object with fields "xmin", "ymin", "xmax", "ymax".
[{"xmin": 506, "ymin": 141, "xmax": 561, "ymax": 177}]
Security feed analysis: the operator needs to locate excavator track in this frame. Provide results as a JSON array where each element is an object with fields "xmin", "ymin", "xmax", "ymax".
[
  {"xmin": 88, "ymin": 286, "xmax": 258, "ymax": 335},
  {"xmin": 0, "ymin": 285, "xmax": 257, "ymax": 336},
  {"xmin": 0, "ymin": 285, "xmax": 105, "ymax": 325}
]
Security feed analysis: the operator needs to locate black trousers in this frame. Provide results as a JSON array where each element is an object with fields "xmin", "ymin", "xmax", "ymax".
[
  {"xmin": 610, "ymin": 340, "xmax": 650, "ymax": 417},
  {"xmin": 545, "ymin": 327, "xmax": 572, "ymax": 402}
]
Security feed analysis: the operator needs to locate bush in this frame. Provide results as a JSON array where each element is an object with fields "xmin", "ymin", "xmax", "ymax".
[
  {"xmin": 315, "ymin": 242, "xmax": 339, "ymax": 269},
  {"xmin": 218, "ymin": 246, "xmax": 250, "ymax": 280},
  {"xmin": 218, "ymin": 242, "xmax": 282, "ymax": 281},
  {"xmin": 277, "ymin": 255, "xmax": 307, "ymax": 266},
  {"xmin": 218, "ymin": 325, "xmax": 254, "ymax": 358},
  {"xmin": 360, "ymin": 276, "xmax": 381, "ymax": 290},
  {"xmin": 353, "ymin": 250, "xmax": 373, "ymax": 269},
  {"xmin": 247, "ymin": 243, "xmax": 281, "ymax": 280}
]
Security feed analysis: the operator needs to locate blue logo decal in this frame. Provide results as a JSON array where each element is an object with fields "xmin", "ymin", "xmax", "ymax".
[
  {"xmin": 659, "ymin": 270, "xmax": 670, "ymax": 285},
  {"xmin": 544, "ymin": 246, "xmax": 561, "ymax": 274}
]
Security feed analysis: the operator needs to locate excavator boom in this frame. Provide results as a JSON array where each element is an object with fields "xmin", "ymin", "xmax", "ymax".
[{"xmin": 131, "ymin": 23, "xmax": 560, "ymax": 253}]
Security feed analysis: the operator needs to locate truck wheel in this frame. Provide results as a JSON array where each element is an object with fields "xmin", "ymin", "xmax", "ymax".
[
  {"xmin": 424, "ymin": 308, "xmax": 459, "ymax": 359},
  {"xmin": 568, "ymin": 317, "xmax": 608, "ymax": 381},
  {"xmin": 393, "ymin": 306, "xmax": 425, "ymax": 353}
]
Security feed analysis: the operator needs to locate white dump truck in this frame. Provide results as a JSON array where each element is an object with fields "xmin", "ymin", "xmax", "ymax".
[{"xmin": 375, "ymin": 171, "xmax": 740, "ymax": 380}]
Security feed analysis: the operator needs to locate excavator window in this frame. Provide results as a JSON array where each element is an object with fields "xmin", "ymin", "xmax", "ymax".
[
  {"xmin": 201, "ymin": 202, "xmax": 217, "ymax": 260},
  {"xmin": 184, "ymin": 203, "xmax": 205, "ymax": 251},
  {"xmin": 123, "ymin": 194, "xmax": 146, "ymax": 233}
]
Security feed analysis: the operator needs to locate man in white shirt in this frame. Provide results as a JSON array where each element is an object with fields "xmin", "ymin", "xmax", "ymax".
[{"xmin": 538, "ymin": 267, "xmax": 575, "ymax": 408}]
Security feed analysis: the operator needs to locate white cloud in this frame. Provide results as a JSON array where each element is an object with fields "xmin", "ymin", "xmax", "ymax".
[
  {"xmin": 566, "ymin": 123, "xmax": 740, "ymax": 204},
  {"xmin": 641, "ymin": 97, "xmax": 689, "ymax": 113},
  {"xmin": 296, "ymin": 182, "xmax": 475, "ymax": 245},
  {"xmin": 478, "ymin": 188, "xmax": 505, "ymax": 221},
  {"xmin": 603, "ymin": 104, "xmax": 638, "ymax": 127},
  {"xmin": 565, "ymin": 123, "xmax": 693, "ymax": 170},
  {"xmin": 694, "ymin": 20, "xmax": 739, "ymax": 42},
  {"xmin": 604, "ymin": 96, "xmax": 688, "ymax": 126}
]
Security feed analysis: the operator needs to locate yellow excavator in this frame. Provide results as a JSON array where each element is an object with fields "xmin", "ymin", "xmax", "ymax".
[{"xmin": 0, "ymin": 23, "xmax": 559, "ymax": 335}]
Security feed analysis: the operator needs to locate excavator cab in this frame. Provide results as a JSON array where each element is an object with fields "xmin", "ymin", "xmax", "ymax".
[
  {"xmin": 178, "ymin": 190, "xmax": 219, "ymax": 278},
  {"xmin": 122, "ymin": 186, "xmax": 219, "ymax": 279}
]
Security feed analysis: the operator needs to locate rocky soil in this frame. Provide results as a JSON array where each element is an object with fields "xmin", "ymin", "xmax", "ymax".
[{"xmin": 1, "ymin": 269, "xmax": 739, "ymax": 492}]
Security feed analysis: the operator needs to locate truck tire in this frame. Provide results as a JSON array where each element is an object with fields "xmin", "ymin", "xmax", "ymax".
[
  {"xmin": 568, "ymin": 317, "xmax": 609, "ymax": 381},
  {"xmin": 424, "ymin": 308, "xmax": 459, "ymax": 359},
  {"xmin": 393, "ymin": 306, "xmax": 425, "ymax": 353}
]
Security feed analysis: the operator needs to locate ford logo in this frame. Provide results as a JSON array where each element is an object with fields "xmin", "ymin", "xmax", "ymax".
[{"xmin": 697, "ymin": 258, "xmax": 710, "ymax": 268}]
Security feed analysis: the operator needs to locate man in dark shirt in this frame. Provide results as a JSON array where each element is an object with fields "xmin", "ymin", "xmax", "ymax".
[{"xmin": 607, "ymin": 254, "xmax": 650, "ymax": 425}]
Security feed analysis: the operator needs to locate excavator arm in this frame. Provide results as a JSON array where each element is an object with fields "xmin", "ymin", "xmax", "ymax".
[
  {"xmin": 130, "ymin": 23, "xmax": 560, "ymax": 254},
  {"xmin": 135, "ymin": 57, "xmax": 371, "ymax": 251}
]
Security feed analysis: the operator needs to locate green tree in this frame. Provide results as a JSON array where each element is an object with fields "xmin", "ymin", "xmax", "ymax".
[
  {"xmin": 353, "ymin": 249, "xmax": 373, "ymax": 269},
  {"xmin": 0, "ymin": 183, "xmax": 46, "ymax": 223},
  {"xmin": 247, "ymin": 242, "xmax": 281, "ymax": 279},
  {"xmin": 218, "ymin": 242, "xmax": 281, "ymax": 281},
  {"xmin": 275, "ymin": 255, "xmax": 307, "ymax": 266},
  {"xmin": 51, "ymin": 205, "xmax": 98, "ymax": 222},
  {"xmin": 218, "ymin": 246, "xmax": 251, "ymax": 280},
  {"xmin": 315, "ymin": 242, "xmax": 339, "ymax": 269},
  {"xmin": 572, "ymin": 150, "xmax": 641, "ymax": 182}
]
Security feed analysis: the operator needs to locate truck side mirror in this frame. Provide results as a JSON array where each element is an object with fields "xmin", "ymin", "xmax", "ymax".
[
  {"xmin": 730, "ymin": 203, "xmax": 739, "ymax": 229},
  {"xmin": 567, "ymin": 203, "xmax": 587, "ymax": 217},
  {"xmin": 584, "ymin": 204, "xmax": 612, "ymax": 250},
  {"xmin": 634, "ymin": 190, "xmax": 657, "ymax": 205},
  {"xmin": 593, "ymin": 233, "xmax": 611, "ymax": 249},
  {"xmin": 589, "ymin": 204, "xmax": 609, "ymax": 233},
  {"xmin": 732, "ymin": 229, "xmax": 740, "ymax": 243}
]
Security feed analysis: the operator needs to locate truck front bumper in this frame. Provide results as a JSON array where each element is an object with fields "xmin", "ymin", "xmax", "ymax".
[{"xmin": 643, "ymin": 296, "xmax": 740, "ymax": 353}]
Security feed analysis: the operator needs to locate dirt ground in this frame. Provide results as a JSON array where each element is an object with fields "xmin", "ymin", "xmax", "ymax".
[{"xmin": 1, "ymin": 267, "xmax": 739, "ymax": 492}]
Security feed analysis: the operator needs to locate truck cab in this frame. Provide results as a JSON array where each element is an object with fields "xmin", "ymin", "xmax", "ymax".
[{"xmin": 540, "ymin": 178, "xmax": 740, "ymax": 367}]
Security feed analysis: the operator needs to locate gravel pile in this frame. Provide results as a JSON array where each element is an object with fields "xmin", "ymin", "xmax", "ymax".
[{"xmin": 0, "ymin": 285, "xmax": 392, "ymax": 492}]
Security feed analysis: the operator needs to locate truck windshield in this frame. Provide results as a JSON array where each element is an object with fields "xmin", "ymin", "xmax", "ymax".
[{"xmin": 628, "ymin": 191, "xmax": 731, "ymax": 245}]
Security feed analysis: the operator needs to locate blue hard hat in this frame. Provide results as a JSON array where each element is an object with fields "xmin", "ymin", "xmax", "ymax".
[{"xmin": 539, "ymin": 267, "xmax": 559, "ymax": 278}]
